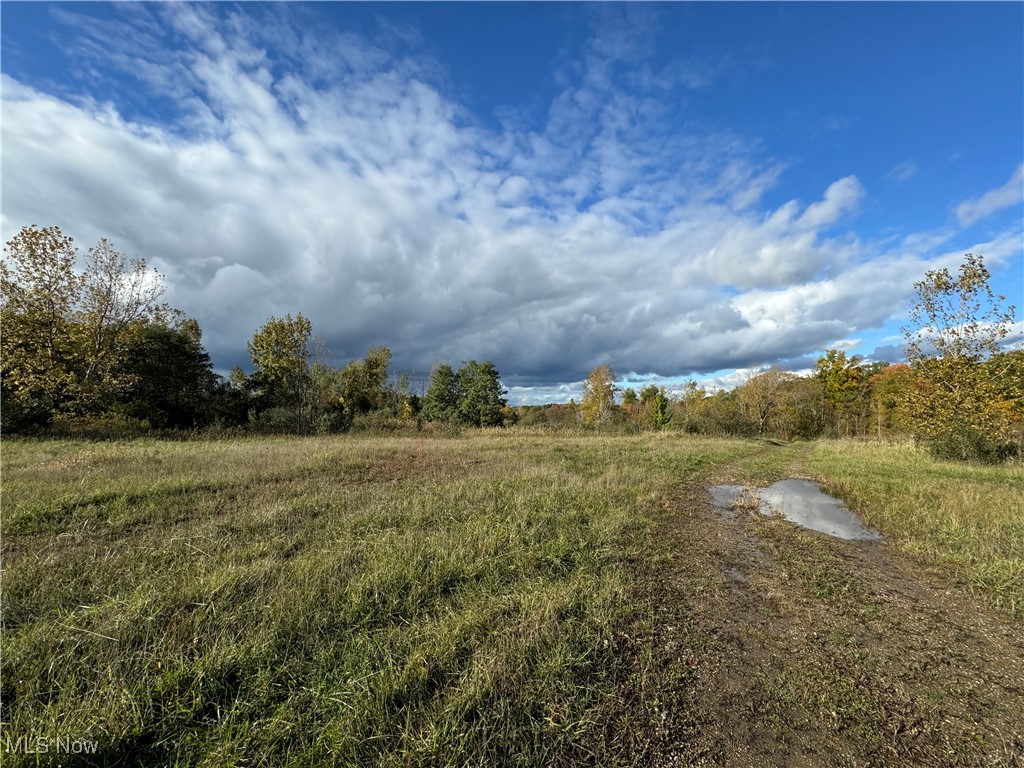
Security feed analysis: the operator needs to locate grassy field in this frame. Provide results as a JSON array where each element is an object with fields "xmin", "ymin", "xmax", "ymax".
[
  {"xmin": 1, "ymin": 433, "xmax": 1021, "ymax": 766},
  {"xmin": 810, "ymin": 440, "xmax": 1024, "ymax": 613}
]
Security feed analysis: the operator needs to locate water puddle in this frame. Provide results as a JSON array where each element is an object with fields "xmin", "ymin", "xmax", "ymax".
[
  {"xmin": 709, "ymin": 485, "xmax": 746, "ymax": 517},
  {"xmin": 709, "ymin": 479, "xmax": 881, "ymax": 541}
]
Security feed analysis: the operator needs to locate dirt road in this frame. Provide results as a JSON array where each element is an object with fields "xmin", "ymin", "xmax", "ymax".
[{"xmin": 634, "ymin": 447, "xmax": 1023, "ymax": 767}]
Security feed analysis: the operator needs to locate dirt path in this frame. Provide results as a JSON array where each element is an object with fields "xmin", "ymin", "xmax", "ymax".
[{"xmin": 637, "ymin": 445, "xmax": 1024, "ymax": 767}]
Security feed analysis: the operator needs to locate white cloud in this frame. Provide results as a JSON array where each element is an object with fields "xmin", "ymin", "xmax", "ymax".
[
  {"xmin": 956, "ymin": 164, "xmax": 1024, "ymax": 226},
  {"xmin": 886, "ymin": 160, "xmax": 918, "ymax": 182},
  {"xmin": 2, "ymin": 6, "xmax": 1020, "ymax": 403},
  {"xmin": 797, "ymin": 176, "xmax": 864, "ymax": 229}
]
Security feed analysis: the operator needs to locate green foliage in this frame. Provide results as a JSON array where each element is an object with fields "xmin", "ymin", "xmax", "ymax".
[
  {"xmin": 647, "ymin": 387, "xmax": 672, "ymax": 430},
  {"xmin": 78, "ymin": 237, "xmax": 169, "ymax": 398},
  {"xmin": 501, "ymin": 404, "xmax": 519, "ymax": 426},
  {"xmin": 456, "ymin": 360, "xmax": 507, "ymax": 427},
  {"xmin": 1, "ymin": 226, "xmax": 83, "ymax": 426},
  {"xmin": 419, "ymin": 361, "xmax": 508, "ymax": 427},
  {"xmin": 775, "ymin": 376, "xmax": 828, "ymax": 440},
  {"xmin": 987, "ymin": 351, "xmax": 1024, "ymax": 422},
  {"xmin": 420, "ymin": 363, "xmax": 460, "ymax": 423},
  {"xmin": 309, "ymin": 361, "xmax": 349, "ymax": 432},
  {"xmin": 638, "ymin": 384, "xmax": 660, "ymax": 406},
  {"xmin": 690, "ymin": 390, "xmax": 753, "ymax": 437},
  {"xmin": 867, "ymin": 364, "xmax": 915, "ymax": 437},
  {"xmin": 247, "ymin": 313, "xmax": 313, "ymax": 431},
  {"xmin": 515, "ymin": 403, "xmax": 580, "ymax": 429},
  {"xmin": 816, "ymin": 349, "xmax": 867, "ymax": 436},
  {"xmin": 114, "ymin": 321, "xmax": 217, "ymax": 429},
  {"xmin": 903, "ymin": 357, "xmax": 1018, "ymax": 461},
  {"xmin": 44, "ymin": 411, "xmax": 154, "ymax": 440},
  {"xmin": 673, "ymin": 379, "xmax": 707, "ymax": 433},
  {"xmin": 206, "ymin": 376, "xmax": 252, "ymax": 428},
  {"xmin": 339, "ymin": 346, "xmax": 392, "ymax": 415}
]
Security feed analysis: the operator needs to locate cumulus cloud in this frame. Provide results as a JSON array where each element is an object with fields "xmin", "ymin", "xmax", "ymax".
[
  {"xmin": 2, "ymin": 5, "xmax": 1019, "ymax": 403},
  {"xmin": 797, "ymin": 176, "xmax": 864, "ymax": 229},
  {"xmin": 956, "ymin": 164, "xmax": 1024, "ymax": 226}
]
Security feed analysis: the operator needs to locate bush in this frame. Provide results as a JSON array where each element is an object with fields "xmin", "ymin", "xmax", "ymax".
[
  {"xmin": 45, "ymin": 412, "xmax": 152, "ymax": 440},
  {"xmin": 927, "ymin": 426, "xmax": 1021, "ymax": 464},
  {"xmin": 249, "ymin": 407, "xmax": 307, "ymax": 434},
  {"xmin": 315, "ymin": 408, "xmax": 352, "ymax": 434},
  {"xmin": 349, "ymin": 412, "xmax": 417, "ymax": 435}
]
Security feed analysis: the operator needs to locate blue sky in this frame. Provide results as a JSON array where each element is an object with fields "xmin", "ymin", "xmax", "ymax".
[{"xmin": 2, "ymin": 2, "xmax": 1021, "ymax": 403}]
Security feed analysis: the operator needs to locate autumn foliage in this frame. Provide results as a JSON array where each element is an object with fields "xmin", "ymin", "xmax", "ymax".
[{"xmin": 3, "ymin": 227, "xmax": 1019, "ymax": 458}]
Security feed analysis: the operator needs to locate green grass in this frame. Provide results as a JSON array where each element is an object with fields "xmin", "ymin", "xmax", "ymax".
[
  {"xmin": 3, "ymin": 434, "xmax": 1020, "ymax": 767},
  {"xmin": 810, "ymin": 440, "xmax": 1024, "ymax": 614},
  {"xmin": 0, "ymin": 433, "xmax": 754, "ymax": 767}
]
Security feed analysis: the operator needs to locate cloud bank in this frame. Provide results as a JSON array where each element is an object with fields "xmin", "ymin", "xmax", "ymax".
[{"xmin": 2, "ymin": 5, "xmax": 1020, "ymax": 400}]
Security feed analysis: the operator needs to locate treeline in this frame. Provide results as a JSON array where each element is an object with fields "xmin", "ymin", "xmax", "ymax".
[
  {"xmin": 234, "ymin": 314, "xmax": 514, "ymax": 434},
  {"xmin": 1, "ymin": 226, "xmax": 512, "ymax": 437},
  {"xmin": 517, "ymin": 348, "xmax": 1022, "ymax": 461},
  {"xmin": 2, "ymin": 226, "xmax": 1020, "ymax": 460},
  {"xmin": 517, "ymin": 253, "xmax": 1021, "ymax": 462}
]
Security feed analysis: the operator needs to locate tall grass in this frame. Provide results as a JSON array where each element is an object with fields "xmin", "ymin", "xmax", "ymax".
[
  {"xmin": 1, "ymin": 434, "xmax": 753, "ymax": 766},
  {"xmin": 810, "ymin": 440, "xmax": 1024, "ymax": 614},
  {"xmin": 5, "ymin": 434, "xmax": 1018, "ymax": 767}
]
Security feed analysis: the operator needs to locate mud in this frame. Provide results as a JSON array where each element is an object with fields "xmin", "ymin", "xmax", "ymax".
[{"xmin": 636, "ymin": 448, "xmax": 1024, "ymax": 767}]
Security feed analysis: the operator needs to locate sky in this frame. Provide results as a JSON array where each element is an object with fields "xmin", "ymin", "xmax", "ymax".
[{"xmin": 2, "ymin": 2, "xmax": 1022, "ymax": 404}]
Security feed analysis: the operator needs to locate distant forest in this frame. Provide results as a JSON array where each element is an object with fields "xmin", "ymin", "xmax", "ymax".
[{"xmin": 3, "ymin": 225, "xmax": 1021, "ymax": 462}]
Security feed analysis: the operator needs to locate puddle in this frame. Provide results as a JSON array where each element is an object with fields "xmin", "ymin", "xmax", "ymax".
[
  {"xmin": 709, "ymin": 485, "xmax": 746, "ymax": 516},
  {"xmin": 709, "ymin": 480, "xmax": 881, "ymax": 541}
]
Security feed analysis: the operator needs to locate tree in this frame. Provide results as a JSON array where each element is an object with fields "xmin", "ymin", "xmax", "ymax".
[
  {"xmin": 456, "ymin": 361, "xmax": 507, "ymax": 427},
  {"xmin": 675, "ymin": 379, "xmax": 707, "ymax": 433},
  {"xmin": 815, "ymin": 349, "xmax": 867, "ymax": 436},
  {"xmin": 737, "ymin": 367, "xmax": 796, "ymax": 437},
  {"xmin": 647, "ymin": 386, "xmax": 672, "ymax": 430},
  {"xmin": 248, "ymin": 313, "xmax": 313, "ymax": 431},
  {"xmin": 638, "ymin": 385, "xmax": 660, "ymax": 406},
  {"xmin": 2, "ymin": 225, "xmax": 168, "ymax": 429},
  {"xmin": 309, "ymin": 361, "xmax": 348, "ymax": 432},
  {"xmin": 987, "ymin": 350, "xmax": 1024, "ymax": 421},
  {"xmin": 581, "ymin": 365, "xmax": 617, "ymax": 425},
  {"xmin": 114, "ymin": 318, "xmax": 216, "ymax": 429},
  {"xmin": 901, "ymin": 254, "xmax": 1020, "ymax": 460},
  {"xmin": 79, "ymin": 238, "xmax": 168, "ymax": 400},
  {"xmin": 339, "ymin": 346, "xmax": 392, "ymax": 415},
  {"xmin": 420, "ymin": 363, "xmax": 460, "ymax": 423},
  {"xmin": 206, "ymin": 374, "xmax": 252, "ymax": 428},
  {"xmin": 565, "ymin": 398, "xmax": 580, "ymax": 425},
  {"xmin": 904, "ymin": 253, "xmax": 1016, "ymax": 364},
  {"xmin": 2, "ymin": 227, "xmax": 83, "ymax": 427},
  {"xmin": 691, "ymin": 390, "xmax": 750, "ymax": 437},
  {"xmin": 392, "ymin": 372, "xmax": 417, "ymax": 421},
  {"xmin": 867, "ymin": 363, "xmax": 916, "ymax": 438},
  {"xmin": 776, "ymin": 376, "xmax": 828, "ymax": 440}
]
